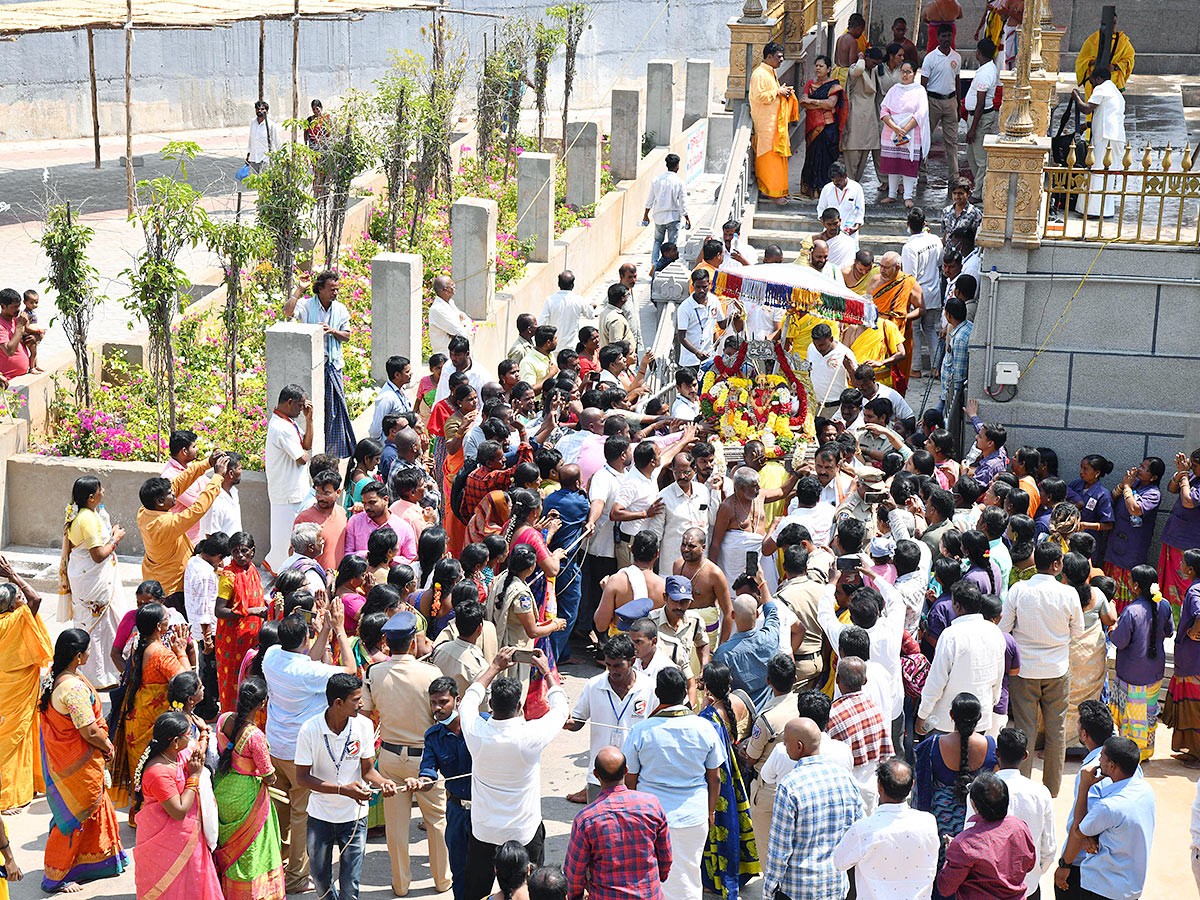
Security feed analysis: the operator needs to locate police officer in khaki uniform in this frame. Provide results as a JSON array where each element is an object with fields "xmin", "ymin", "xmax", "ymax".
[
  {"xmin": 363, "ymin": 611, "xmax": 452, "ymax": 895},
  {"xmin": 741, "ymin": 653, "xmax": 797, "ymax": 854}
]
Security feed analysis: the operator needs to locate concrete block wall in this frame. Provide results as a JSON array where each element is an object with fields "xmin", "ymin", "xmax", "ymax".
[{"xmin": 967, "ymin": 241, "xmax": 1200, "ymax": 534}]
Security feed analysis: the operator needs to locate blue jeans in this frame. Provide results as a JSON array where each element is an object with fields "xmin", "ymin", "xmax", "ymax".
[
  {"xmin": 551, "ymin": 558, "xmax": 582, "ymax": 661},
  {"xmin": 651, "ymin": 220, "xmax": 680, "ymax": 271},
  {"xmin": 446, "ymin": 798, "xmax": 471, "ymax": 900},
  {"xmin": 307, "ymin": 816, "xmax": 367, "ymax": 900}
]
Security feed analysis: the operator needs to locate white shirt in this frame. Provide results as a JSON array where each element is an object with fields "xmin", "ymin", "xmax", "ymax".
[
  {"xmin": 775, "ymin": 504, "xmax": 837, "ymax": 548},
  {"xmin": 200, "ymin": 485, "xmax": 242, "ymax": 539},
  {"xmin": 889, "ymin": 544, "xmax": 933, "ymax": 635},
  {"xmin": 671, "ymin": 395, "xmax": 700, "ymax": 420},
  {"xmin": 266, "ymin": 413, "xmax": 308, "ymax": 505},
  {"xmin": 917, "ymin": 613, "xmax": 1007, "ymax": 734},
  {"xmin": 759, "ymin": 736, "xmax": 854, "ymax": 786},
  {"xmin": 806, "ymin": 341, "xmax": 857, "ymax": 405},
  {"xmin": 901, "ymin": 230, "xmax": 944, "ymax": 309},
  {"xmin": 826, "ymin": 231, "xmax": 857, "ymax": 270},
  {"xmin": 967, "ymin": 768, "xmax": 1056, "ymax": 897},
  {"xmin": 832, "ymin": 802, "xmax": 940, "ymax": 900},
  {"xmin": 247, "ymin": 117, "xmax": 283, "ymax": 163},
  {"xmin": 1090, "ymin": 79, "xmax": 1127, "ymax": 147},
  {"xmin": 817, "ymin": 180, "xmax": 866, "ymax": 236},
  {"xmin": 677, "ymin": 294, "xmax": 719, "ymax": 367},
  {"xmin": 965, "ymin": 60, "xmax": 998, "ymax": 112},
  {"xmin": 427, "ymin": 296, "xmax": 472, "ymax": 357},
  {"xmin": 744, "ymin": 299, "xmax": 784, "ymax": 340},
  {"xmin": 818, "ymin": 580, "xmax": 906, "ymax": 718},
  {"xmin": 261, "ymin": 645, "xmax": 346, "ymax": 760},
  {"xmin": 369, "ymin": 381, "xmax": 412, "ymax": 440},
  {"xmin": 434, "ymin": 359, "xmax": 486, "ymax": 406},
  {"xmin": 294, "ymin": 712, "xmax": 376, "ymax": 823},
  {"xmin": 864, "ymin": 384, "xmax": 914, "ymax": 423},
  {"xmin": 461, "ymin": 681, "xmax": 569, "ymax": 844},
  {"xmin": 718, "ymin": 234, "xmax": 757, "ymax": 271},
  {"xmin": 646, "ymin": 480, "xmax": 712, "ymax": 577},
  {"xmin": 540, "ymin": 290, "xmax": 595, "ymax": 346},
  {"xmin": 920, "ymin": 47, "xmax": 963, "ymax": 96},
  {"xmin": 645, "ymin": 170, "xmax": 688, "ymax": 225},
  {"xmin": 999, "ymin": 572, "xmax": 1084, "ymax": 678},
  {"xmin": 571, "ymin": 672, "xmax": 655, "ymax": 784},
  {"xmin": 588, "ymin": 464, "xmax": 625, "ymax": 558},
  {"xmin": 183, "ymin": 555, "xmax": 219, "ymax": 641}
]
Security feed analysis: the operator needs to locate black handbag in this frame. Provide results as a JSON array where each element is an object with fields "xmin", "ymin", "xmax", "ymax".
[{"xmin": 1049, "ymin": 95, "xmax": 1089, "ymax": 211}]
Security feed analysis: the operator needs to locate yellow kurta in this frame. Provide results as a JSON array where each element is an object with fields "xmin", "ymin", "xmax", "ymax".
[
  {"xmin": 848, "ymin": 318, "xmax": 905, "ymax": 386},
  {"xmin": 749, "ymin": 62, "xmax": 800, "ymax": 198},
  {"xmin": 0, "ymin": 605, "xmax": 53, "ymax": 810},
  {"xmin": 845, "ymin": 264, "xmax": 880, "ymax": 296},
  {"xmin": 1075, "ymin": 31, "xmax": 1135, "ymax": 99},
  {"xmin": 784, "ymin": 312, "xmax": 840, "ymax": 360}
]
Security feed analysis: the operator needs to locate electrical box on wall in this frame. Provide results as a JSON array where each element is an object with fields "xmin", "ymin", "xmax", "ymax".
[{"xmin": 995, "ymin": 362, "xmax": 1020, "ymax": 385}]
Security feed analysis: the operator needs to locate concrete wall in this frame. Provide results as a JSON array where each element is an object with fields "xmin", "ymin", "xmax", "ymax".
[
  {"xmin": 0, "ymin": 0, "xmax": 734, "ymax": 142},
  {"xmin": 5, "ymin": 453, "xmax": 272, "ymax": 558},
  {"xmin": 966, "ymin": 240, "xmax": 1200, "ymax": 528}
]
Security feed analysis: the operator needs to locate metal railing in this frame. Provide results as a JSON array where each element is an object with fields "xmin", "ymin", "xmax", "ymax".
[
  {"xmin": 1042, "ymin": 142, "xmax": 1200, "ymax": 246},
  {"xmin": 644, "ymin": 300, "xmax": 679, "ymax": 412}
]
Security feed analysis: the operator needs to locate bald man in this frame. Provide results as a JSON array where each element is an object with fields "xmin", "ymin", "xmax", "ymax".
[
  {"xmin": 565, "ymin": 746, "xmax": 672, "ymax": 900},
  {"xmin": 710, "ymin": 467, "xmax": 796, "ymax": 596},
  {"xmin": 674, "ymin": 527, "xmax": 734, "ymax": 646},
  {"xmin": 803, "ymin": 238, "xmax": 848, "ymax": 288},
  {"xmin": 866, "ymin": 251, "xmax": 923, "ymax": 391},
  {"xmin": 427, "ymin": 274, "xmax": 472, "ymax": 357},
  {"xmin": 713, "ymin": 595, "xmax": 780, "ymax": 708}
]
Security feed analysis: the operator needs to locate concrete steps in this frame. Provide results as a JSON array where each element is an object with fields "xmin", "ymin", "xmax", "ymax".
[{"xmin": 747, "ymin": 199, "xmax": 915, "ymax": 260}]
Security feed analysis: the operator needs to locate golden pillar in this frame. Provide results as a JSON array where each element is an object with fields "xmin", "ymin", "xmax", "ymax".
[
  {"xmin": 998, "ymin": 69, "xmax": 1056, "ymax": 136},
  {"xmin": 727, "ymin": 17, "xmax": 780, "ymax": 103}
]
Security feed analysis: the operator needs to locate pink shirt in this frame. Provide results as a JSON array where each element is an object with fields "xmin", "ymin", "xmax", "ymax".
[
  {"xmin": 577, "ymin": 433, "xmax": 608, "ymax": 488},
  {"xmin": 162, "ymin": 457, "xmax": 205, "ymax": 543},
  {"xmin": 0, "ymin": 315, "xmax": 30, "ymax": 380},
  {"xmin": 343, "ymin": 511, "xmax": 417, "ymax": 561},
  {"xmin": 388, "ymin": 498, "xmax": 429, "ymax": 539}
]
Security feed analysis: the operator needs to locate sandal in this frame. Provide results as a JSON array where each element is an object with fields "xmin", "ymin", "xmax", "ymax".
[{"xmin": 880, "ymin": 196, "xmax": 897, "ymax": 204}]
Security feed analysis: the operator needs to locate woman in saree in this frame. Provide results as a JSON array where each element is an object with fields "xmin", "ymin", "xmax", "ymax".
[
  {"xmin": 1104, "ymin": 457, "xmax": 1165, "ymax": 612},
  {"xmin": 798, "ymin": 56, "xmax": 846, "ymax": 198},
  {"xmin": 1159, "ymin": 448, "xmax": 1200, "ymax": 607},
  {"xmin": 133, "ymin": 711, "xmax": 223, "ymax": 900},
  {"xmin": 332, "ymin": 553, "xmax": 372, "ymax": 635},
  {"xmin": 343, "ymin": 438, "xmax": 383, "ymax": 513},
  {"xmin": 418, "ymin": 558, "xmax": 465, "ymax": 640},
  {"xmin": 352, "ymin": 612, "xmax": 390, "ymax": 830},
  {"xmin": 1062, "ymin": 553, "xmax": 1116, "ymax": 747},
  {"xmin": 168, "ymin": 672, "xmax": 219, "ymax": 851},
  {"xmin": 467, "ymin": 489, "xmax": 511, "ymax": 545},
  {"xmin": 215, "ymin": 531, "xmax": 270, "ymax": 714},
  {"xmin": 1164, "ymin": 550, "xmax": 1200, "ymax": 767},
  {"xmin": 0, "ymin": 560, "xmax": 52, "ymax": 813},
  {"xmin": 1109, "ymin": 564, "xmax": 1175, "ymax": 761},
  {"xmin": 914, "ymin": 693, "xmax": 996, "ymax": 900},
  {"xmin": 38, "ymin": 629, "xmax": 128, "ymax": 892},
  {"xmin": 214, "ymin": 678, "xmax": 285, "ymax": 900},
  {"xmin": 697, "ymin": 662, "xmax": 758, "ymax": 900},
  {"xmin": 110, "ymin": 603, "xmax": 194, "ymax": 813},
  {"xmin": 1006, "ymin": 514, "xmax": 1038, "ymax": 587},
  {"xmin": 879, "ymin": 61, "xmax": 930, "ymax": 207},
  {"xmin": 59, "ymin": 476, "xmax": 129, "ymax": 689},
  {"xmin": 443, "ymin": 384, "xmax": 480, "ymax": 554}
]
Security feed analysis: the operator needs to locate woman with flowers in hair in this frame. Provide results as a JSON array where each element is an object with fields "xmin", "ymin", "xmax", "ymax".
[
  {"xmin": 38, "ymin": 629, "xmax": 128, "ymax": 892},
  {"xmin": 110, "ymin": 603, "xmax": 194, "ymax": 814},
  {"xmin": 215, "ymin": 531, "xmax": 271, "ymax": 713},
  {"xmin": 417, "ymin": 558, "xmax": 464, "ymax": 640},
  {"xmin": 59, "ymin": 476, "xmax": 130, "ymax": 689},
  {"xmin": 133, "ymin": 711, "xmax": 223, "ymax": 900},
  {"xmin": 167, "ymin": 672, "xmax": 219, "ymax": 850}
]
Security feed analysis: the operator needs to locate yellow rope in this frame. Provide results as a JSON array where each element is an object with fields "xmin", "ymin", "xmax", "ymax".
[{"xmin": 1019, "ymin": 239, "xmax": 1113, "ymax": 379}]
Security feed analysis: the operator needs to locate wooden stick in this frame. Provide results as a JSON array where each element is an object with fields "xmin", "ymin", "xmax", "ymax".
[
  {"xmin": 258, "ymin": 18, "xmax": 265, "ymax": 101},
  {"xmin": 124, "ymin": 0, "xmax": 133, "ymax": 215},
  {"xmin": 87, "ymin": 26, "xmax": 100, "ymax": 168},
  {"xmin": 290, "ymin": 0, "xmax": 299, "ymax": 143}
]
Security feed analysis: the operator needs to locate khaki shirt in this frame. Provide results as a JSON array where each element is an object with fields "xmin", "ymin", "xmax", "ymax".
[
  {"xmin": 776, "ymin": 575, "xmax": 825, "ymax": 657},
  {"xmin": 833, "ymin": 493, "xmax": 878, "ymax": 541},
  {"xmin": 649, "ymin": 607, "xmax": 709, "ymax": 675},
  {"xmin": 433, "ymin": 619, "xmax": 499, "ymax": 663},
  {"xmin": 430, "ymin": 637, "xmax": 489, "ymax": 700},
  {"xmin": 744, "ymin": 692, "xmax": 794, "ymax": 766},
  {"xmin": 808, "ymin": 546, "xmax": 835, "ymax": 584},
  {"xmin": 361, "ymin": 655, "xmax": 441, "ymax": 747}
]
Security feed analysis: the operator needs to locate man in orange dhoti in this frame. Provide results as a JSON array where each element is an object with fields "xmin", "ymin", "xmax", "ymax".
[
  {"xmin": 866, "ymin": 251, "xmax": 924, "ymax": 393},
  {"xmin": 749, "ymin": 42, "xmax": 800, "ymax": 206}
]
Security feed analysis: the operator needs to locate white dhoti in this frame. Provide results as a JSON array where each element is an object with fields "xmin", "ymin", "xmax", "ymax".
[
  {"xmin": 268, "ymin": 501, "xmax": 303, "ymax": 572},
  {"xmin": 717, "ymin": 528, "xmax": 765, "ymax": 588},
  {"xmin": 661, "ymin": 821, "xmax": 708, "ymax": 900},
  {"xmin": 1086, "ymin": 139, "xmax": 1125, "ymax": 218}
]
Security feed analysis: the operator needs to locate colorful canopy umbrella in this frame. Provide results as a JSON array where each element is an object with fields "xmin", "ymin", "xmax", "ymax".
[{"xmin": 711, "ymin": 263, "xmax": 878, "ymax": 327}]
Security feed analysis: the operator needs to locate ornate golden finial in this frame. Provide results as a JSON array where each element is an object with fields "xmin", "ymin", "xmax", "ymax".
[
  {"xmin": 1085, "ymin": 144, "xmax": 1095, "ymax": 168},
  {"xmin": 1122, "ymin": 145, "xmax": 1132, "ymax": 169},
  {"xmin": 1102, "ymin": 144, "xmax": 1113, "ymax": 168},
  {"xmin": 1141, "ymin": 145, "xmax": 1153, "ymax": 170},
  {"xmin": 1183, "ymin": 144, "xmax": 1194, "ymax": 172},
  {"xmin": 1066, "ymin": 142, "xmax": 1077, "ymax": 167},
  {"xmin": 1162, "ymin": 143, "xmax": 1173, "ymax": 171}
]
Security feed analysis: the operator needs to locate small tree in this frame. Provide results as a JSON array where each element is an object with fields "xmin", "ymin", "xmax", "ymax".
[
  {"xmin": 314, "ymin": 92, "xmax": 372, "ymax": 268},
  {"xmin": 38, "ymin": 202, "xmax": 99, "ymax": 406},
  {"xmin": 410, "ymin": 16, "xmax": 466, "ymax": 243},
  {"xmin": 476, "ymin": 39, "xmax": 510, "ymax": 166},
  {"xmin": 251, "ymin": 141, "xmax": 315, "ymax": 302},
  {"xmin": 122, "ymin": 141, "xmax": 209, "ymax": 440},
  {"xmin": 201, "ymin": 217, "xmax": 270, "ymax": 408},
  {"xmin": 532, "ymin": 19, "xmax": 564, "ymax": 151},
  {"xmin": 549, "ymin": 2, "xmax": 590, "ymax": 154},
  {"xmin": 372, "ymin": 54, "xmax": 420, "ymax": 251}
]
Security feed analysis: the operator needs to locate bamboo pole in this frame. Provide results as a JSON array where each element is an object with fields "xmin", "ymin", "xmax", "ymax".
[
  {"xmin": 87, "ymin": 27, "xmax": 100, "ymax": 168},
  {"xmin": 125, "ymin": 0, "xmax": 134, "ymax": 215},
  {"xmin": 290, "ymin": 0, "xmax": 299, "ymax": 143},
  {"xmin": 258, "ymin": 18, "xmax": 265, "ymax": 100}
]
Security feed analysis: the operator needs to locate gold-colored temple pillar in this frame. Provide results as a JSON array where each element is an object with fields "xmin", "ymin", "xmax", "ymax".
[
  {"xmin": 978, "ymin": 136, "xmax": 1050, "ymax": 248},
  {"xmin": 727, "ymin": 16, "xmax": 779, "ymax": 103},
  {"xmin": 998, "ymin": 69, "xmax": 1056, "ymax": 136}
]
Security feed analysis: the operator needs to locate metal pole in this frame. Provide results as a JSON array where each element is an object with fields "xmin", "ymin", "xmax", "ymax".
[
  {"xmin": 125, "ymin": 0, "xmax": 134, "ymax": 215},
  {"xmin": 291, "ymin": 0, "xmax": 300, "ymax": 143},
  {"xmin": 87, "ymin": 28, "xmax": 101, "ymax": 169},
  {"xmin": 258, "ymin": 19, "xmax": 265, "ymax": 100}
]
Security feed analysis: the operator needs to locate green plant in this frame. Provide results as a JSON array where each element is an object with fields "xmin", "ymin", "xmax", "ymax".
[
  {"xmin": 250, "ymin": 141, "xmax": 315, "ymax": 302},
  {"xmin": 548, "ymin": 2, "xmax": 590, "ymax": 155},
  {"xmin": 313, "ymin": 91, "xmax": 373, "ymax": 268},
  {"xmin": 371, "ymin": 53, "xmax": 420, "ymax": 252},
  {"xmin": 122, "ymin": 140, "xmax": 210, "ymax": 440},
  {"xmin": 531, "ymin": 19, "xmax": 564, "ymax": 151},
  {"xmin": 38, "ymin": 201, "xmax": 99, "ymax": 406},
  {"xmin": 409, "ymin": 15, "xmax": 466, "ymax": 244}
]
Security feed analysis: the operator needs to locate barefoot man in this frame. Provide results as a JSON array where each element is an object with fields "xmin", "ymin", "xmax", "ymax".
[
  {"xmin": 675, "ymin": 527, "xmax": 734, "ymax": 648},
  {"xmin": 592, "ymin": 531, "xmax": 667, "ymax": 638},
  {"xmin": 749, "ymin": 42, "xmax": 799, "ymax": 207},
  {"xmin": 922, "ymin": 0, "xmax": 963, "ymax": 50}
]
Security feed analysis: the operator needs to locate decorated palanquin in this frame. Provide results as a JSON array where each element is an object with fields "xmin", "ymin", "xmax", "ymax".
[{"xmin": 701, "ymin": 263, "xmax": 880, "ymax": 457}]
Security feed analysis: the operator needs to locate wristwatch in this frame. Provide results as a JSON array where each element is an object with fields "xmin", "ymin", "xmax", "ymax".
[{"xmin": 1057, "ymin": 857, "xmax": 1070, "ymax": 869}]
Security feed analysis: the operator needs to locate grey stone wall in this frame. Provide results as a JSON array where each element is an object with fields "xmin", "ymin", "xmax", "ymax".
[
  {"xmin": 966, "ymin": 240, "xmax": 1200, "ymax": 502},
  {"xmin": 0, "ymin": 0, "xmax": 733, "ymax": 141}
]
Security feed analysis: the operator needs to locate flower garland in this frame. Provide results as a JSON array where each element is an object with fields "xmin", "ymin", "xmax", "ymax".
[
  {"xmin": 710, "ymin": 341, "xmax": 749, "ymax": 378},
  {"xmin": 773, "ymin": 344, "xmax": 809, "ymax": 427}
]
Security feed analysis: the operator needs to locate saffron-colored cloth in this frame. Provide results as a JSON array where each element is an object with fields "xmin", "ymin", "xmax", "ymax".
[
  {"xmin": 749, "ymin": 62, "xmax": 801, "ymax": 198},
  {"xmin": 138, "ymin": 459, "xmax": 222, "ymax": 594},
  {"xmin": 39, "ymin": 675, "xmax": 128, "ymax": 891},
  {"xmin": 110, "ymin": 642, "xmax": 186, "ymax": 806},
  {"xmin": 847, "ymin": 318, "xmax": 906, "ymax": 388},
  {"xmin": 467, "ymin": 490, "xmax": 511, "ymax": 545},
  {"xmin": 870, "ymin": 274, "xmax": 919, "ymax": 390},
  {"xmin": 135, "ymin": 749, "xmax": 224, "ymax": 900},
  {"xmin": 0, "ymin": 604, "xmax": 52, "ymax": 810},
  {"xmin": 1075, "ymin": 31, "xmax": 1135, "ymax": 99},
  {"xmin": 216, "ymin": 562, "xmax": 267, "ymax": 714}
]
